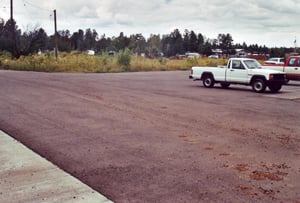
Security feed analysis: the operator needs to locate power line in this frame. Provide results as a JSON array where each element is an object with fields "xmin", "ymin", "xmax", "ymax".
[
  {"xmin": 22, "ymin": 0, "xmax": 52, "ymax": 12},
  {"xmin": 22, "ymin": 0, "xmax": 53, "ymax": 23},
  {"xmin": 0, "ymin": 1, "xmax": 5, "ymax": 9}
]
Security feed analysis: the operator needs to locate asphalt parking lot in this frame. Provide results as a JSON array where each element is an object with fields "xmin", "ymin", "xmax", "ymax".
[{"xmin": 0, "ymin": 70, "xmax": 299, "ymax": 202}]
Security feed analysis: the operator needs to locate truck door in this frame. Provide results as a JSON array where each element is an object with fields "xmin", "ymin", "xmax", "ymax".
[
  {"xmin": 227, "ymin": 60, "xmax": 248, "ymax": 83},
  {"xmin": 284, "ymin": 57, "xmax": 300, "ymax": 80}
]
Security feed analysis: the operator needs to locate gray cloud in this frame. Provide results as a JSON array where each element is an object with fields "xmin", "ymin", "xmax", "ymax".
[{"xmin": 1, "ymin": 0, "xmax": 299, "ymax": 47}]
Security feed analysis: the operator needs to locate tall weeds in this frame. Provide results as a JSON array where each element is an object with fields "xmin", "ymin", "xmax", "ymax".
[{"xmin": 0, "ymin": 51, "xmax": 227, "ymax": 73}]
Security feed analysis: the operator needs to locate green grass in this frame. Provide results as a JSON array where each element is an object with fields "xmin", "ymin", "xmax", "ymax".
[{"xmin": 0, "ymin": 52, "xmax": 228, "ymax": 73}]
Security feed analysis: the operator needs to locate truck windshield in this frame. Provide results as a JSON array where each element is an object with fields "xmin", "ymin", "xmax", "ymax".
[{"xmin": 244, "ymin": 60, "xmax": 262, "ymax": 69}]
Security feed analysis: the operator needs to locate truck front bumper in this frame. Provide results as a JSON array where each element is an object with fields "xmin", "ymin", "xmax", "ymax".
[{"xmin": 267, "ymin": 74, "xmax": 286, "ymax": 85}]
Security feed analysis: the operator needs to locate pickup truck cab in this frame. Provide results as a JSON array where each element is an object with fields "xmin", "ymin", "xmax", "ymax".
[
  {"xmin": 262, "ymin": 56, "xmax": 300, "ymax": 81},
  {"xmin": 189, "ymin": 58, "xmax": 286, "ymax": 93}
]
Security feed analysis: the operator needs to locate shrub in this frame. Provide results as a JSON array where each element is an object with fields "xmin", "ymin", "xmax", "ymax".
[
  {"xmin": 159, "ymin": 57, "xmax": 166, "ymax": 65},
  {"xmin": 187, "ymin": 57, "xmax": 199, "ymax": 67},
  {"xmin": 117, "ymin": 48, "xmax": 131, "ymax": 72},
  {"xmin": 206, "ymin": 59, "xmax": 219, "ymax": 67},
  {"xmin": 0, "ymin": 51, "xmax": 12, "ymax": 58}
]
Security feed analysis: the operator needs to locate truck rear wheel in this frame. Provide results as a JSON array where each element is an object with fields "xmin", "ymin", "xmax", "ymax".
[
  {"xmin": 268, "ymin": 83, "xmax": 282, "ymax": 93},
  {"xmin": 252, "ymin": 78, "xmax": 266, "ymax": 93},
  {"xmin": 203, "ymin": 75, "xmax": 215, "ymax": 88}
]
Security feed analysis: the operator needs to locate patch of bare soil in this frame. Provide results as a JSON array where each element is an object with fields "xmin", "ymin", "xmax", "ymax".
[{"xmin": 250, "ymin": 171, "xmax": 288, "ymax": 181}]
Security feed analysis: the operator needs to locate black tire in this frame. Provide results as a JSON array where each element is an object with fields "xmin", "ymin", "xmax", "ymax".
[
  {"xmin": 220, "ymin": 83, "xmax": 230, "ymax": 88},
  {"xmin": 268, "ymin": 84, "xmax": 282, "ymax": 93},
  {"xmin": 252, "ymin": 78, "xmax": 266, "ymax": 93},
  {"xmin": 202, "ymin": 74, "xmax": 215, "ymax": 88}
]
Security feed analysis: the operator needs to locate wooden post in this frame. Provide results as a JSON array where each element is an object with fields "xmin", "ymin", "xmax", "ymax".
[
  {"xmin": 54, "ymin": 9, "xmax": 58, "ymax": 60},
  {"xmin": 10, "ymin": 0, "xmax": 16, "ymax": 58},
  {"xmin": 10, "ymin": 0, "xmax": 13, "ymax": 20}
]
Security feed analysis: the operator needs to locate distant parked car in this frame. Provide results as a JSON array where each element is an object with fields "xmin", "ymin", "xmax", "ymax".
[
  {"xmin": 87, "ymin": 50, "xmax": 95, "ymax": 55},
  {"xmin": 208, "ymin": 54, "xmax": 219, "ymax": 59},
  {"xmin": 264, "ymin": 57, "xmax": 285, "ymax": 65},
  {"xmin": 186, "ymin": 52, "xmax": 200, "ymax": 58}
]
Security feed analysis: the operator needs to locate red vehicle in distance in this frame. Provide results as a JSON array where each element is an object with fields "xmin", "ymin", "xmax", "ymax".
[{"xmin": 262, "ymin": 55, "xmax": 300, "ymax": 82}]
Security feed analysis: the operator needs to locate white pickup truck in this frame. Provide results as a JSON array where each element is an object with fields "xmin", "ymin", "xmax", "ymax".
[{"xmin": 189, "ymin": 58, "xmax": 286, "ymax": 93}]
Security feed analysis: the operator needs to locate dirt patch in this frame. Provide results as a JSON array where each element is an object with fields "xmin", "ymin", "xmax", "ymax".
[
  {"xmin": 250, "ymin": 171, "xmax": 288, "ymax": 181},
  {"xmin": 258, "ymin": 187, "xmax": 277, "ymax": 197},
  {"xmin": 219, "ymin": 152, "xmax": 230, "ymax": 156},
  {"xmin": 230, "ymin": 128, "xmax": 242, "ymax": 132},
  {"xmin": 261, "ymin": 162, "xmax": 290, "ymax": 170},
  {"xmin": 235, "ymin": 164, "xmax": 250, "ymax": 172},
  {"xmin": 237, "ymin": 185, "xmax": 258, "ymax": 196}
]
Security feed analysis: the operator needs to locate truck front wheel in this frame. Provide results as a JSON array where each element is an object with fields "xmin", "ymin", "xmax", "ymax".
[
  {"xmin": 268, "ymin": 83, "xmax": 282, "ymax": 93},
  {"xmin": 203, "ymin": 75, "xmax": 215, "ymax": 88},
  {"xmin": 252, "ymin": 78, "xmax": 266, "ymax": 93}
]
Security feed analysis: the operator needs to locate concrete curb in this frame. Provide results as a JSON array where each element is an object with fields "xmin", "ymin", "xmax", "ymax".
[{"xmin": 0, "ymin": 130, "xmax": 113, "ymax": 203}]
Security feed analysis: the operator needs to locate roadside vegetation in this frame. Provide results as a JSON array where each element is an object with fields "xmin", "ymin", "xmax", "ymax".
[{"xmin": 0, "ymin": 50, "xmax": 227, "ymax": 73}]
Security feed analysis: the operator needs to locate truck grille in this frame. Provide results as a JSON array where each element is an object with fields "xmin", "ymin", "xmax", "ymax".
[{"xmin": 272, "ymin": 74, "xmax": 285, "ymax": 80}]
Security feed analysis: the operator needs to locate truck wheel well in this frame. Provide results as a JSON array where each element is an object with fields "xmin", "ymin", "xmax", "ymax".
[
  {"xmin": 201, "ymin": 72, "xmax": 214, "ymax": 80},
  {"xmin": 250, "ymin": 76, "xmax": 266, "ymax": 84}
]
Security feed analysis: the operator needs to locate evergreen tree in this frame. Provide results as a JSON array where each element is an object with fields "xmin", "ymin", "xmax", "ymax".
[
  {"xmin": 189, "ymin": 31, "xmax": 198, "ymax": 53},
  {"xmin": 146, "ymin": 34, "xmax": 162, "ymax": 57}
]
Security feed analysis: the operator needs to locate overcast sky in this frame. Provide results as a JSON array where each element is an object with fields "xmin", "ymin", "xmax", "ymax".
[{"xmin": 1, "ymin": 0, "xmax": 299, "ymax": 47}]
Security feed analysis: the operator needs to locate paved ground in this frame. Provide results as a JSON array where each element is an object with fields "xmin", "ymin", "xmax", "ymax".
[
  {"xmin": 0, "ymin": 70, "xmax": 300, "ymax": 202},
  {"xmin": 0, "ymin": 130, "xmax": 113, "ymax": 203}
]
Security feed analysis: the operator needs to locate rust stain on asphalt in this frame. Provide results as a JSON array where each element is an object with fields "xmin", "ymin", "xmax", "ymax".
[
  {"xmin": 235, "ymin": 164, "xmax": 250, "ymax": 172},
  {"xmin": 219, "ymin": 152, "xmax": 230, "ymax": 156},
  {"xmin": 204, "ymin": 147, "xmax": 214, "ymax": 150},
  {"xmin": 249, "ymin": 171, "xmax": 288, "ymax": 181},
  {"xmin": 237, "ymin": 185, "xmax": 258, "ymax": 196}
]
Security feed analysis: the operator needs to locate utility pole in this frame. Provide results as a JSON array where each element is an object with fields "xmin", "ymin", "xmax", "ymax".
[
  {"xmin": 54, "ymin": 9, "xmax": 58, "ymax": 60},
  {"xmin": 294, "ymin": 37, "xmax": 297, "ymax": 53},
  {"xmin": 10, "ymin": 0, "xmax": 13, "ymax": 20},
  {"xmin": 10, "ymin": 0, "xmax": 16, "ymax": 58}
]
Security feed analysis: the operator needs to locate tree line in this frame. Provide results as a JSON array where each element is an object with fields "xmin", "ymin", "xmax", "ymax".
[{"xmin": 0, "ymin": 18, "xmax": 296, "ymax": 59}]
